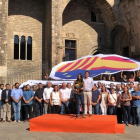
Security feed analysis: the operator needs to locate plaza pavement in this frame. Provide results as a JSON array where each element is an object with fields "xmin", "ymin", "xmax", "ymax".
[{"xmin": 0, "ymin": 121, "xmax": 140, "ymax": 140}]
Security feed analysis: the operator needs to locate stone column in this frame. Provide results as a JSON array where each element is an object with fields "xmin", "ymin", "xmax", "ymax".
[
  {"xmin": 0, "ymin": 0, "xmax": 8, "ymax": 84},
  {"xmin": 51, "ymin": 0, "xmax": 64, "ymax": 67}
]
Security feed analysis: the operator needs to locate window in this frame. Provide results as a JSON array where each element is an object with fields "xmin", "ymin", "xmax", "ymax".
[
  {"xmin": 91, "ymin": 12, "xmax": 96, "ymax": 22},
  {"xmin": 14, "ymin": 35, "xmax": 19, "ymax": 59},
  {"xmin": 14, "ymin": 35, "xmax": 33, "ymax": 60},
  {"xmin": 65, "ymin": 40, "xmax": 76, "ymax": 48},
  {"xmin": 65, "ymin": 49, "xmax": 76, "ymax": 60},
  {"xmin": 27, "ymin": 37, "xmax": 32, "ymax": 60},
  {"xmin": 123, "ymin": 47, "xmax": 129, "ymax": 57},
  {"xmin": 20, "ymin": 36, "xmax": 26, "ymax": 60},
  {"xmin": 64, "ymin": 40, "xmax": 76, "ymax": 61}
]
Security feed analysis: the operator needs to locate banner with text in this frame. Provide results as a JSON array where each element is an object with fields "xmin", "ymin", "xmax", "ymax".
[{"xmin": 19, "ymin": 80, "xmax": 138, "ymax": 88}]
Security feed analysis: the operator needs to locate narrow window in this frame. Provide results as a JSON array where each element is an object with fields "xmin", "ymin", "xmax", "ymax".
[
  {"xmin": 14, "ymin": 35, "xmax": 19, "ymax": 59},
  {"xmin": 27, "ymin": 36, "xmax": 32, "ymax": 60},
  {"xmin": 123, "ymin": 47, "xmax": 129, "ymax": 57},
  {"xmin": 91, "ymin": 12, "xmax": 96, "ymax": 22},
  {"xmin": 20, "ymin": 36, "xmax": 26, "ymax": 60}
]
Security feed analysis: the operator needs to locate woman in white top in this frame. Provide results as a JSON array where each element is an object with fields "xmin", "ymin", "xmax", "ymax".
[
  {"xmin": 100, "ymin": 85, "xmax": 108, "ymax": 115},
  {"xmin": 108, "ymin": 88, "xmax": 117, "ymax": 115},
  {"xmin": 50, "ymin": 85, "xmax": 61, "ymax": 114}
]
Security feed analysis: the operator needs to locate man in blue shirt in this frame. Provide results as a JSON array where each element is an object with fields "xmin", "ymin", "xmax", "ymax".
[
  {"xmin": 23, "ymin": 84, "xmax": 34, "ymax": 122},
  {"xmin": 131, "ymin": 85, "xmax": 140, "ymax": 126},
  {"xmin": 11, "ymin": 82, "xmax": 22, "ymax": 122},
  {"xmin": 92, "ymin": 85, "xmax": 101, "ymax": 114}
]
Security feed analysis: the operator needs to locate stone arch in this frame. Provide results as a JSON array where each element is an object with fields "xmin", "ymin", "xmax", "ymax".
[
  {"xmin": 62, "ymin": 0, "xmax": 101, "ymax": 32},
  {"xmin": 111, "ymin": 25, "xmax": 129, "ymax": 56},
  {"xmin": 62, "ymin": 0, "xmax": 118, "ymax": 30}
]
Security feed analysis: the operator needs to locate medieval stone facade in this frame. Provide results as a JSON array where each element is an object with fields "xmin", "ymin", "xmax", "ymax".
[{"xmin": 0, "ymin": 0, "xmax": 139, "ymax": 85}]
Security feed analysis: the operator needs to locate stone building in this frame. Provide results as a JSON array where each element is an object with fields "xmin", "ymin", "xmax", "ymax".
[{"xmin": 0, "ymin": 0, "xmax": 139, "ymax": 85}]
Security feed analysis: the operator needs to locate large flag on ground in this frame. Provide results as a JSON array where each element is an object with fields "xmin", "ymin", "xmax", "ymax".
[{"xmin": 49, "ymin": 54, "xmax": 140, "ymax": 80}]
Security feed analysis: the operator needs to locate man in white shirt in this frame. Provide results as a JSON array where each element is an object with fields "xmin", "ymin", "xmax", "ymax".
[
  {"xmin": 66, "ymin": 83, "xmax": 72, "ymax": 93},
  {"xmin": 60, "ymin": 83, "xmax": 70, "ymax": 114},
  {"xmin": 116, "ymin": 84, "xmax": 122, "ymax": 104},
  {"xmin": 43, "ymin": 82, "xmax": 53, "ymax": 114},
  {"xmin": 83, "ymin": 71, "xmax": 94, "ymax": 117},
  {"xmin": 97, "ymin": 82, "xmax": 102, "ymax": 92},
  {"xmin": 33, "ymin": 85, "xmax": 37, "ymax": 94},
  {"xmin": 129, "ymin": 82, "xmax": 134, "ymax": 93}
]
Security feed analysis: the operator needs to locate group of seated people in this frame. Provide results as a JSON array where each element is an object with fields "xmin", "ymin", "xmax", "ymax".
[{"xmin": 0, "ymin": 71, "xmax": 140, "ymax": 127}]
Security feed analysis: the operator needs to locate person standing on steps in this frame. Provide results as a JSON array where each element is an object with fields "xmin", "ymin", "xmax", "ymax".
[
  {"xmin": 83, "ymin": 71, "xmax": 94, "ymax": 117},
  {"xmin": 72, "ymin": 73, "xmax": 85, "ymax": 118}
]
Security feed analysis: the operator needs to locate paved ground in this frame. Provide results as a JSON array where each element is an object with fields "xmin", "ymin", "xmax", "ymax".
[{"xmin": 0, "ymin": 122, "xmax": 140, "ymax": 140}]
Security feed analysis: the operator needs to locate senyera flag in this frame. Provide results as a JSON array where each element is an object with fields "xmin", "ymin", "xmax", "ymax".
[{"xmin": 49, "ymin": 54, "xmax": 140, "ymax": 80}]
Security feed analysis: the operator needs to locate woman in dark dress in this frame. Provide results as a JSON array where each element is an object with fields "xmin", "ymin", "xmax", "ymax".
[{"xmin": 72, "ymin": 73, "xmax": 85, "ymax": 118}]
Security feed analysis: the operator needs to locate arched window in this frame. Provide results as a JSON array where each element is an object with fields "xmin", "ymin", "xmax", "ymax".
[
  {"xmin": 20, "ymin": 36, "xmax": 26, "ymax": 60},
  {"xmin": 14, "ymin": 35, "xmax": 19, "ymax": 59},
  {"xmin": 27, "ymin": 36, "xmax": 32, "ymax": 60}
]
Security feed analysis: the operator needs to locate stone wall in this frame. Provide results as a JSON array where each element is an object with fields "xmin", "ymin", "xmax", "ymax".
[
  {"xmin": 116, "ymin": 0, "xmax": 140, "ymax": 59},
  {"xmin": 7, "ymin": 0, "xmax": 45, "ymax": 85},
  {"xmin": 0, "ymin": 0, "xmax": 8, "ymax": 84}
]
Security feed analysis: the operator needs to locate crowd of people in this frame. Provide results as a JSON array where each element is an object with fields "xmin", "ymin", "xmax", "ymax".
[{"xmin": 0, "ymin": 71, "xmax": 140, "ymax": 127}]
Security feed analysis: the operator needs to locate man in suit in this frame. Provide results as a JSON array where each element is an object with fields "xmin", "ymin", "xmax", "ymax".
[{"xmin": 1, "ymin": 84, "xmax": 12, "ymax": 122}]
